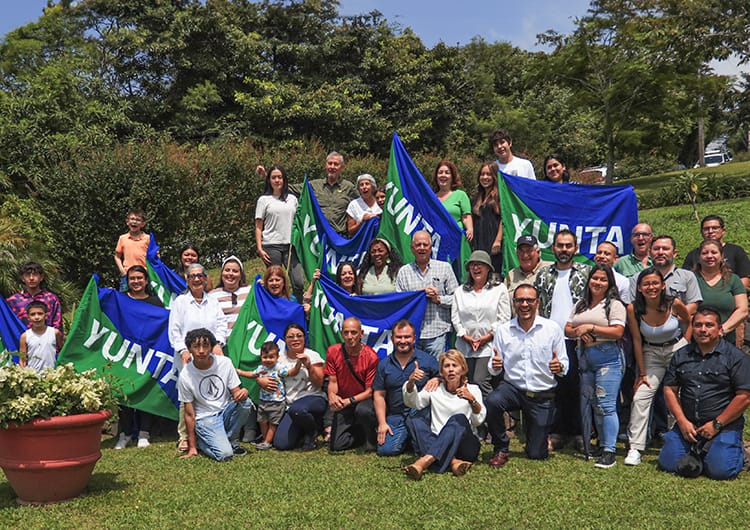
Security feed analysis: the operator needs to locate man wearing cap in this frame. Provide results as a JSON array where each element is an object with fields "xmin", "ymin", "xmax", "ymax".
[
  {"xmin": 452, "ymin": 250, "xmax": 511, "ymax": 398},
  {"xmin": 396, "ymin": 231, "xmax": 458, "ymax": 357},
  {"xmin": 485, "ymin": 284, "xmax": 568, "ymax": 466},
  {"xmin": 613, "ymin": 223, "xmax": 653, "ymax": 278},
  {"xmin": 658, "ymin": 306, "xmax": 750, "ymax": 480},
  {"xmin": 504, "ymin": 235, "xmax": 553, "ymax": 304},
  {"xmin": 346, "ymin": 173, "xmax": 382, "ymax": 236}
]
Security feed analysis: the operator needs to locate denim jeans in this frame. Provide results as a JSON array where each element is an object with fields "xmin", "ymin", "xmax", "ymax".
[
  {"xmin": 195, "ymin": 398, "xmax": 254, "ymax": 461},
  {"xmin": 418, "ymin": 335, "xmax": 448, "ymax": 358},
  {"xmin": 580, "ymin": 341, "xmax": 624, "ymax": 453},
  {"xmin": 658, "ymin": 425, "xmax": 745, "ymax": 480},
  {"xmin": 273, "ymin": 395, "xmax": 327, "ymax": 450}
]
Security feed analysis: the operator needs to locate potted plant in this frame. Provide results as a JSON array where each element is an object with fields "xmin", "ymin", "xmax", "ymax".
[{"xmin": 0, "ymin": 361, "xmax": 118, "ymax": 504}]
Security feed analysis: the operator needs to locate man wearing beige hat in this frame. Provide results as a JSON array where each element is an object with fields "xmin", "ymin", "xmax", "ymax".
[{"xmin": 346, "ymin": 173, "xmax": 382, "ymax": 235}]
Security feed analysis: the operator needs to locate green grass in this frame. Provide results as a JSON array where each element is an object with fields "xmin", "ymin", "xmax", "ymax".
[
  {"xmin": 639, "ymin": 196, "xmax": 750, "ymax": 257},
  {"xmin": 623, "ymin": 160, "xmax": 750, "ymax": 193},
  {"xmin": 0, "ymin": 434, "xmax": 747, "ymax": 529}
]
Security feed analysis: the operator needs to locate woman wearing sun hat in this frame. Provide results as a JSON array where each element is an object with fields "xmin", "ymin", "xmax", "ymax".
[{"xmin": 451, "ymin": 250, "xmax": 511, "ymax": 399}]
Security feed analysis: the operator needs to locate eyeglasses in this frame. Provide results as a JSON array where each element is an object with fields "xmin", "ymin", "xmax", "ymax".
[
  {"xmin": 513, "ymin": 297, "xmax": 537, "ymax": 305},
  {"xmin": 631, "ymin": 232, "xmax": 652, "ymax": 238},
  {"xmin": 701, "ymin": 225, "xmax": 723, "ymax": 232},
  {"xmin": 187, "ymin": 273, "xmax": 206, "ymax": 279}
]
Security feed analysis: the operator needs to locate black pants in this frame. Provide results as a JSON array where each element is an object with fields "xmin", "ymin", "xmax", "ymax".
[
  {"xmin": 329, "ymin": 399, "xmax": 377, "ymax": 452},
  {"xmin": 551, "ymin": 340, "xmax": 582, "ymax": 437},
  {"xmin": 486, "ymin": 382, "xmax": 556, "ymax": 459}
]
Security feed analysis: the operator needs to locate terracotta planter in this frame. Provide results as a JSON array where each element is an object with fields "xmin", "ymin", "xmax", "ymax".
[{"xmin": 0, "ymin": 410, "xmax": 111, "ymax": 504}]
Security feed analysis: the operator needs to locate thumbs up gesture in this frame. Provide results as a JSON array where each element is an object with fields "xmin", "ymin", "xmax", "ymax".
[
  {"xmin": 491, "ymin": 347, "xmax": 503, "ymax": 371},
  {"xmin": 549, "ymin": 349, "xmax": 562, "ymax": 374},
  {"xmin": 410, "ymin": 361, "xmax": 426, "ymax": 383}
]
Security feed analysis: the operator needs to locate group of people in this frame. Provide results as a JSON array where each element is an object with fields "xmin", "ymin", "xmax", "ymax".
[{"xmin": 6, "ymin": 128, "xmax": 749, "ymax": 482}]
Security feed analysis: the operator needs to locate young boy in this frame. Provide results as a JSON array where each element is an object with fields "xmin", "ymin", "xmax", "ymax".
[
  {"xmin": 114, "ymin": 209, "xmax": 150, "ymax": 292},
  {"xmin": 6, "ymin": 262, "xmax": 63, "ymax": 331},
  {"xmin": 19, "ymin": 301, "xmax": 63, "ymax": 373},
  {"xmin": 178, "ymin": 328, "xmax": 254, "ymax": 462},
  {"xmin": 237, "ymin": 341, "xmax": 302, "ymax": 450}
]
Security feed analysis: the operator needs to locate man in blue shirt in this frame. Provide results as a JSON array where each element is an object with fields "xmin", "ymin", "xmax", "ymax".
[
  {"xmin": 373, "ymin": 319, "xmax": 440, "ymax": 456},
  {"xmin": 658, "ymin": 306, "xmax": 750, "ymax": 480}
]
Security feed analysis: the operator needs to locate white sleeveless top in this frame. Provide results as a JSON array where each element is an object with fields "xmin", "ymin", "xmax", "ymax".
[{"xmin": 25, "ymin": 326, "xmax": 57, "ymax": 373}]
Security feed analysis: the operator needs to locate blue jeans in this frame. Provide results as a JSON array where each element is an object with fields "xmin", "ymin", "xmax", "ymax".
[
  {"xmin": 195, "ymin": 398, "xmax": 254, "ymax": 461},
  {"xmin": 418, "ymin": 335, "xmax": 448, "ymax": 358},
  {"xmin": 658, "ymin": 426, "xmax": 745, "ymax": 480},
  {"xmin": 273, "ymin": 395, "xmax": 327, "ymax": 450},
  {"xmin": 579, "ymin": 342, "xmax": 623, "ymax": 453},
  {"xmin": 377, "ymin": 408, "xmax": 430, "ymax": 456}
]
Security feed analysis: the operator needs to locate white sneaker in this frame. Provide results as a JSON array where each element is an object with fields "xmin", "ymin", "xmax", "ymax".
[
  {"xmin": 114, "ymin": 433, "xmax": 131, "ymax": 450},
  {"xmin": 624, "ymin": 448, "xmax": 641, "ymax": 466},
  {"xmin": 137, "ymin": 431, "xmax": 150, "ymax": 448}
]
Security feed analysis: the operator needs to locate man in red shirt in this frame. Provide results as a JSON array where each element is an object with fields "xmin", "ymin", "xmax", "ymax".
[{"xmin": 325, "ymin": 317, "xmax": 379, "ymax": 452}]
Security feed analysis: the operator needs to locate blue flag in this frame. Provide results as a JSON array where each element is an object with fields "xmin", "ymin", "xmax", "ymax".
[
  {"xmin": 227, "ymin": 276, "xmax": 307, "ymax": 402},
  {"xmin": 307, "ymin": 274, "xmax": 428, "ymax": 359},
  {"xmin": 292, "ymin": 179, "xmax": 380, "ymax": 281},
  {"xmin": 146, "ymin": 233, "xmax": 186, "ymax": 308},
  {"xmin": 0, "ymin": 297, "xmax": 26, "ymax": 364},
  {"xmin": 378, "ymin": 133, "xmax": 471, "ymax": 279},
  {"xmin": 499, "ymin": 174, "xmax": 638, "ymax": 272}
]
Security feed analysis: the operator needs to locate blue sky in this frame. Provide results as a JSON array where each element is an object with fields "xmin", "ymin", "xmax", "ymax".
[
  {"xmin": 1, "ymin": 0, "xmax": 589, "ymax": 50},
  {"xmin": 0, "ymin": 0, "xmax": 742, "ymax": 76}
]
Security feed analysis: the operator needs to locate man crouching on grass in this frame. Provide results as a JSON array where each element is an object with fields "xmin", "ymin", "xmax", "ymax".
[{"xmin": 179, "ymin": 328, "xmax": 254, "ymax": 461}]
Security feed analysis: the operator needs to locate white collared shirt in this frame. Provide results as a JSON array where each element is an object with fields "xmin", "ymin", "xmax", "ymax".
[
  {"xmin": 451, "ymin": 283, "xmax": 511, "ymax": 358},
  {"xmin": 488, "ymin": 316, "xmax": 568, "ymax": 392},
  {"xmin": 168, "ymin": 291, "xmax": 228, "ymax": 364}
]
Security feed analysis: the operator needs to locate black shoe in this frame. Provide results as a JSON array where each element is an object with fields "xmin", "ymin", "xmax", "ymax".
[
  {"xmin": 232, "ymin": 445, "xmax": 248, "ymax": 456},
  {"xmin": 594, "ymin": 451, "xmax": 616, "ymax": 469}
]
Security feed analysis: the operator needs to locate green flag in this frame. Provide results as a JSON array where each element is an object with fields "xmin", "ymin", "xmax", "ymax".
[
  {"xmin": 58, "ymin": 277, "xmax": 179, "ymax": 420},
  {"xmin": 290, "ymin": 178, "xmax": 322, "ymax": 282},
  {"xmin": 226, "ymin": 279, "xmax": 307, "ymax": 402}
]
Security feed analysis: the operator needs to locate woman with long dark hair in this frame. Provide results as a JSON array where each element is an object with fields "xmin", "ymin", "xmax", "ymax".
[
  {"xmin": 471, "ymin": 161, "xmax": 502, "ymax": 273},
  {"xmin": 542, "ymin": 154, "xmax": 570, "ymax": 183},
  {"xmin": 624, "ymin": 267, "xmax": 691, "ymax": 466},
  {"xmin": 358, "ymin": 238, "xmax": 402, "ymax": 295},
  {"xmin": 565, "ymin": 264, "xmax": 626, "ymax": 469}
]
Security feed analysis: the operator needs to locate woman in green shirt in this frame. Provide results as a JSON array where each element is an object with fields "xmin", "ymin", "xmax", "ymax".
[{"xmin": 693, "ymin": 239, "xmax": 748, "ymax": 345}]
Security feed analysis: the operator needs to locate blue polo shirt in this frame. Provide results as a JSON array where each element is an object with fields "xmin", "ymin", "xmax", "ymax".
[{"xmin": 373, "ymin": 348, "xmax": 439, "ymax": 416}]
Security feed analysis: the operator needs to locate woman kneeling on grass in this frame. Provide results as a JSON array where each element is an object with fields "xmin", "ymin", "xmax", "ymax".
[{"xmin": 402, "ymin": 349, "xmax": 486, "ymax": 480}]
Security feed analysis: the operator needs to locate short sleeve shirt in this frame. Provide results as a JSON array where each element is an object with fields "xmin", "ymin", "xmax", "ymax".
[{"xmin": 324, "ymin": 343, "xmax": 379, "ymax": 398}]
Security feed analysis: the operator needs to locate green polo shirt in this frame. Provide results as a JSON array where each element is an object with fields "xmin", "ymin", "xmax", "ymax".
[{"xmin": 613, "ymin": 253, "xmax": 652, "ymax": 278}]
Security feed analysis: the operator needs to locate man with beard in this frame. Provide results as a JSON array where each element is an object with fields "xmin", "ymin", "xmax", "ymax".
[
  {"xmin": 628, "ymin": 235, "xmax": 702, "ymax": 313},
  {"xmin": 614, "ymin": 223, "xmax": 653, "ymax": 278},
  {"xmin": 658, "ymin": 307, "xmax": 750, "ymax": 480},
  {"xmin": 373, "ymin": 320, "xmax": 439, "ymax": 456},
  {"xmin": 534, "ymin": 229, "xmax": 591, "ymax": 451}
]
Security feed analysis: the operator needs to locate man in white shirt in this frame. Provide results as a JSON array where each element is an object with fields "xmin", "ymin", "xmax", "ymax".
[
  {"xmin": 490, "ymin": 129, "xmax": 536, "ymax": 180},
  {"xmin": 485, "ymin": 284, "xmax": 568, "ymax": 466},
  {"xmin": 594, "ymin": 241, "xmax": 631, "ymax": 302},
  {"xmin": 178, "ymin": 328, "xmax": 254, "ymax": 462}
]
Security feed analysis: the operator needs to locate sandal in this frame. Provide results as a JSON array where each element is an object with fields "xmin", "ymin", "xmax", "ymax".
[
  {"xmin": 404, "ymin": 464, "xmax": 424, "ymax": 481},
  {"xmin": 177, "ymin": 439, "xmax": 189, "ymax": 452}
]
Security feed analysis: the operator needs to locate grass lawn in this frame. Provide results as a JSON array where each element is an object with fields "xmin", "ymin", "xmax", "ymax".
[
  {"xmin": 6, "ymin": 184, "xmax": 750, "ymax": 528},
  {"xmin": 0, "ymin": 432, "xmax": 748, "ymax": 529}
]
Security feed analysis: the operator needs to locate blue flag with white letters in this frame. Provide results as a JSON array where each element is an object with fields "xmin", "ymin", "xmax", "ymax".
[
  {"xmin": 146, "ymin": 233, "xmax": 186, "ymax": 308},
  {"xmin": 0, "ymin": 297, "xmax": 26, "ymax": 364},
  {"xmin": 499, "ymin": 174, "xmax": 638, "ymax": 274},
  {"xmin": 292, "ymin": 179, "xmax": 379, "ymax": 281},
  {"xmin": 307, "ymin": 274, "xmax": 427, "ymax": 359}
]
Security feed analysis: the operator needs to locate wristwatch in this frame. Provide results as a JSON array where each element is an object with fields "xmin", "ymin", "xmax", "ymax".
[
  {"xmin": 349, "ymin": 396, "xmax": 356, "ymax": 405},
  {"xmin": 713, "ymin": 418, "xmax": 724, "ymax": 431}
]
